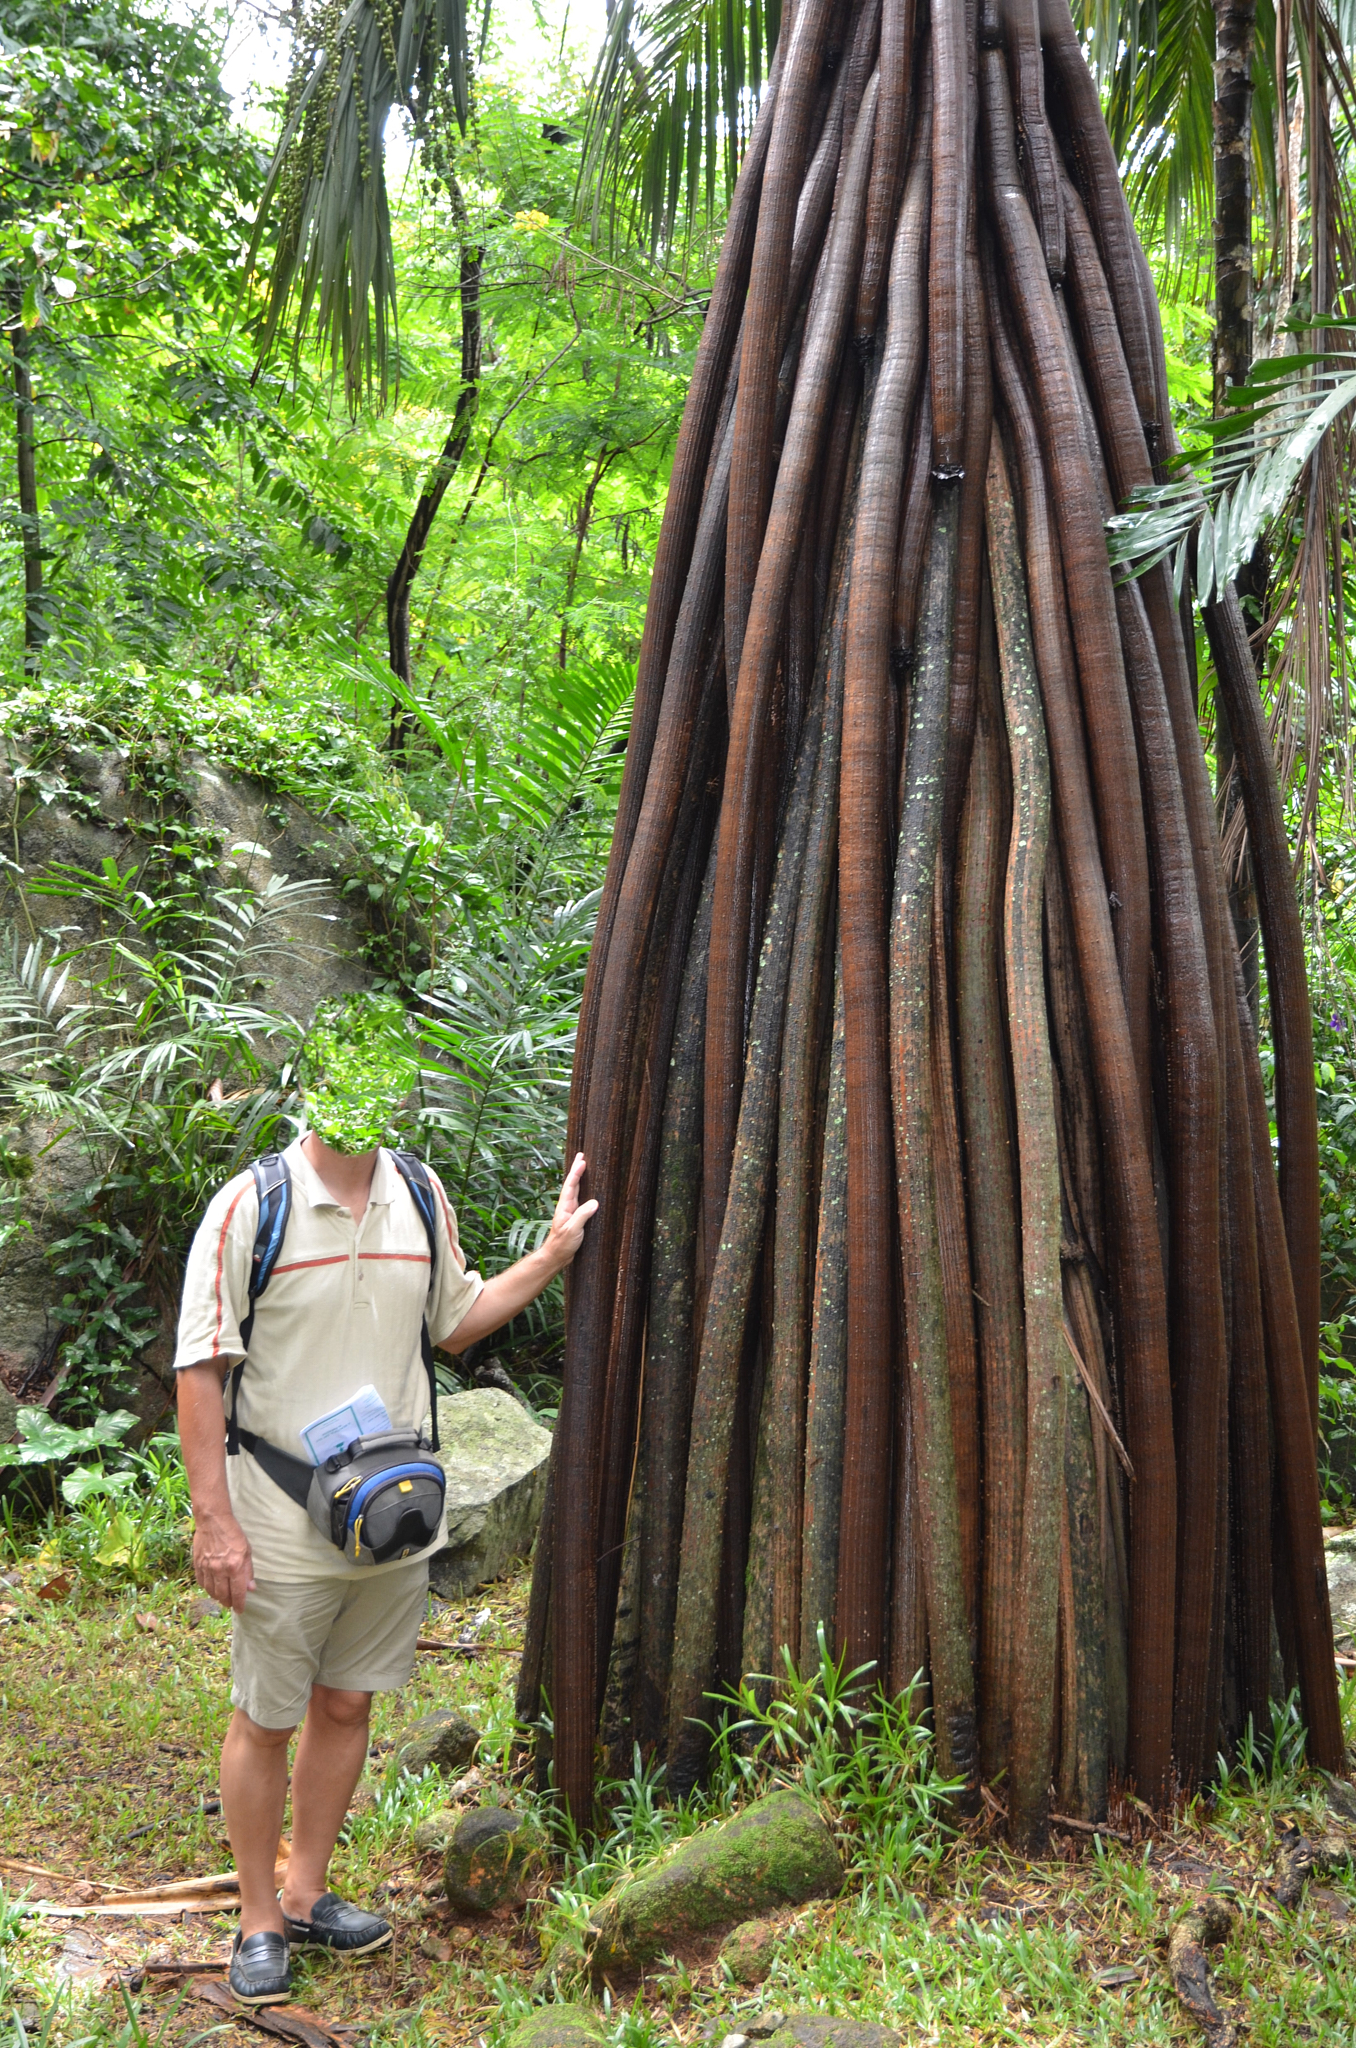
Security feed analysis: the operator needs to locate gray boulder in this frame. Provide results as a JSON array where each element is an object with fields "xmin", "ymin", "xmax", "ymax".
[
  {"xmin": 395, "ymin": 1707, "xmax": 480, "ymax": 1780},
  {"xmin": 1327, "ymin": 1530, "xmax": 1356, "ymax": 1649},
  {"xmin": 429, "ymin": 1389, "xmax": 552, "ymax": 1596},
  {"xmin": 444, "ymin": 1805, "xmax": 547, "ymax": 1911}
]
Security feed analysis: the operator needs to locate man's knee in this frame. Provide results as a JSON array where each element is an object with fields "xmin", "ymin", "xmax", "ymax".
[
  {"xmin": 229, "ymin": 1707, "xmax": 295, "ymax": 1751},
  {"xmin": 308, "ymin": 1685, "xmax": 372, "ymax": 1732}
]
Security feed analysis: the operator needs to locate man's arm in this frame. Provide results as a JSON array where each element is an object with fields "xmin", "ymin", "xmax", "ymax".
[
  {"xmin": 440, "ymin": 1152, "xmax": 598, "ymax": 1354},
  {"xmin": 177, "ymin": 1362, "xmax": 256, "ymax": 1611}
]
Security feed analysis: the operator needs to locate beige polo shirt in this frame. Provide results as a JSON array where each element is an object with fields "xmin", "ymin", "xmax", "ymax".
[{"xmin": 173, "ymin": 1139, "xmax": 482, "ymax": 1581}]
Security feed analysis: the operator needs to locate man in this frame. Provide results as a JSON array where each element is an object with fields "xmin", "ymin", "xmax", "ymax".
[{"xmin": 175, "ymin": 996, "xmax": 595, "ymax": 2006}]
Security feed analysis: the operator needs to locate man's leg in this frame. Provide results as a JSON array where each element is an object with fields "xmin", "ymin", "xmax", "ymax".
[
  {"xmin": 220, "ymin": 1709, "xmax": 294, "ymax": 1938},
  {"xmin": 279, "ymin": 1686, "xmax": 373, "ymax": 1921}
]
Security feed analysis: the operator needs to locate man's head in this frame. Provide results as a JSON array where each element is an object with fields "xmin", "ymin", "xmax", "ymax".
[{"xmin": 297, "ymin": 993, "xmax": 420, "ymax": 1155}]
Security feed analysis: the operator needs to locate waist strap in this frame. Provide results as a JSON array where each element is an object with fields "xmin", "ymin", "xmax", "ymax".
[{"xmin": 234, "ymin": 1427, "xmax": 313, "ymax": 1508}]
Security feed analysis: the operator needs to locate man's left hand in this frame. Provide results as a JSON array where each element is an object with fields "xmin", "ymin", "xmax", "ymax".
[{"xmin": 543, "ymin": 1152, "xmax": 598, "ymax": 1270}]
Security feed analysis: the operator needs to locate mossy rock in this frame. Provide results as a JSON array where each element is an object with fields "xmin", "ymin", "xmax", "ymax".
[
  {"xmin": 587, "ymin": 1789, "xmax": 842, "ymax": 1976},
  {"xmin": 502, "ymin": 2007, "xmax": 605, "ymax": 2048},
  {"xmin": 444, "ymin": 1805, "xmax": 546, "ymax": 1910},
  {"xmin": 395, "ymin": 1708, "xmax": 480, "ymax": 1780},
  {"xmin": 413, "ymin": 1806, "xmax": 461, "ymax": 1856},
  {"xmin": 720, "ymin": 1917, "xmax": 780, "ymax": 1985},
  {"xmin": 765, "ymin": 2021, "xmax": 900, "ymax": 2048}
]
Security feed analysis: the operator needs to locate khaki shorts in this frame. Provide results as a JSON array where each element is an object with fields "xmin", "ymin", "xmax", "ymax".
[{"xmin": 231, "ymin": 1561, "xmax": 429, "ymax": 1728}]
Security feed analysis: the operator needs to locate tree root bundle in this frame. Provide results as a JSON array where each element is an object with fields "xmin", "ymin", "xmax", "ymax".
[{"xmin": 516, "ymin": 0, "xmax": 1344, "ymax": 1839}]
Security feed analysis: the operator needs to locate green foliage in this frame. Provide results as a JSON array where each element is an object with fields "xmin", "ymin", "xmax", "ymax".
[
  {"xmin": 577, "ymin": 0, "xmax": 780, "ymax": 253},
  {"xmin": 712, "ymin": 1629, "xmax": 961, "ymax": 1891},
  {"xmin": 0, "ymin": 1417, "xmax": 191, "ymax": 1581},
  {"xmin": 0, "ymin": 0, "xmax": 258, "ymax": 321},
  {"xmin": 0, "ymin": 832, "xmax": 316, "ymax": 1410},
  {"xmin": 1108, "ymin": 343, "xmax": 1356, "ymax": 602},
  {"xmin": 1306, "ymin": 954, "xmax": 1356, "ymax": 1517},
  {"xmin": 0, "ymin": 1404, "xmax": 135, "ymax": 1475},
  {"xmin": 250, "ymin": 0, "xmax": 472, "ymax": 408}
]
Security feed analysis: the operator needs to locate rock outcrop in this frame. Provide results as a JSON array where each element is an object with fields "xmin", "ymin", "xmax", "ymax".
[
  {"xmin": 501, "ymin": 2008, "xmax": 605, "ymax": 2048},
  {"xmin": 1326, "ymin": 1528, "xmax": 1355, "ymax": 1650},
  {"xmin": 430, "ymin": 1389, "xmax": 551, "ymax": 1596},
  {"xmin": 0, "ymin": 745, "xmax": 375, "ymax": 1419}
]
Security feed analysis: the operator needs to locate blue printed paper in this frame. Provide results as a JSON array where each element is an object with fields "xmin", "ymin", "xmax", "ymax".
[{"xmin": 300, "ymin": 1384, "xmax": 392, "ymax": 1465}]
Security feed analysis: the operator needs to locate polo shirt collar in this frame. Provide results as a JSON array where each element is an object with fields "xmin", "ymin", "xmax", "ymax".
[{"xmin": 283, "ymin": 1137, "xmax": 397, "ymax": 1210}]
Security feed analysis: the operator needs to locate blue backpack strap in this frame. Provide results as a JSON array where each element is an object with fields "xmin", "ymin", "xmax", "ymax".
[
  {"xmin": 227, "ymin": 1154, "xmax": 292, "ymax": 1459},
  {"xmin": 392, "ymin": 1149, "xmax": 441, "ymax": 1451}
]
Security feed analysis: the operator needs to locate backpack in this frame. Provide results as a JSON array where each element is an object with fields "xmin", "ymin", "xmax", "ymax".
[{"xmin": 224, "ymin": 1150, "xmax": 448, "ymax": 1565}]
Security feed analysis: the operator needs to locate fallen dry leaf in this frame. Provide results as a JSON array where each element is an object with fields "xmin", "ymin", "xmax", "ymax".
[
  {"xmin": 134, "ymin": 1612, "xmax": 165, "ymax": 1635},
  {"xmin": 37, "ymin": 1571, "xmax": 74, "ymax": 1602}
]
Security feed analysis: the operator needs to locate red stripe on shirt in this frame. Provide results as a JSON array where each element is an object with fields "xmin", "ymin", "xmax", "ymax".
[
  {"xmin": 359, "ymin": 1251, "xmax": 431, "ymax": 1263},
  {"xmin": 271, "ymin": 1255, "xmax": 350, "ymax": 1275},
  {"xmin": 213, "ymin": 1182, "xmax": 251, "ymax": 1356}
]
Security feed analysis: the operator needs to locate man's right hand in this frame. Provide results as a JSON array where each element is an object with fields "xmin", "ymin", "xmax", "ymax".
[{"xmin": 193, "ymin": 1509, "xmax": 255, "ymax": 1612}]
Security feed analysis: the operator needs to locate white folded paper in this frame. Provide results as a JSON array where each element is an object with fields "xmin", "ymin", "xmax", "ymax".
[{"xmin": 300, "ymin": 1384, "xmax": 392, "ymax": 1466}]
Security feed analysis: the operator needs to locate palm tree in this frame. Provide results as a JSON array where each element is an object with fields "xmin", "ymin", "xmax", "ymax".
[{"xmin": 249, "ymin": 0, "xmax": 1343, "ymax": 1829}]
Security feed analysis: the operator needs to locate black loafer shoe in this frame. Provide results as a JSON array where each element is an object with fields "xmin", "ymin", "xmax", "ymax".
[
  {"xmin": 281, "ymin": 1892, "xmax": 392, "ymax": 1955},
  {"xmin": 229, "ymin": 1931, "xmax": 291, "ymax": 2005}
]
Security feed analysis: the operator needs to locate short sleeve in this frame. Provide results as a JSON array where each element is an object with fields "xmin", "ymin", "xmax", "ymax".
[
  {"xmin": 425, "ymin": 1168, "xmax": 483, "ymax": 1347},
  {"xmin": 173, "ymin": 1171, "xmax": 258, "ymax": 1372}
]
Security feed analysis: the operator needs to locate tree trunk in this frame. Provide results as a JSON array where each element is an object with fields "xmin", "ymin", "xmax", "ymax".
[
  {"xmin": 559, "ymin": 447, "xmax": 617, "ymax": 667},
  {"xmin": 1213, "ymin": 0, "xmax": 1262, "ymax": 1026},
  {"xmin": 386, "ymin": 219, "xmax": 483, "ymax": 746},
  {"xmin": 7, "ymin": 291, "xmax": 43, "ymax": 667},
  {"xmin": 530, "ymin": 0, "xmax": 1342, "ymax": 1828}
]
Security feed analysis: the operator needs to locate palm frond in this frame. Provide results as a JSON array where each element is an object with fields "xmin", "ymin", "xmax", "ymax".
[
  {"xmin": 417, "ymin": 891, "xmax": 598, "ymax": 1240},
  {"xmin": 246, "ymin": 0, "xmax": 470, "ymax": 409},
  {"xmin": 1107, "ymin": 347, "xmax": 1356, "ymax": 604},
  {"xmin": 575, "ymin": 0, "xmax": 781, "ymax": 252},
  {"xmin": 1075, "ymin": 0, "xmax": 1219, "ymax": 267},
  {"xmin": 186, "ymin": 870, "xmax": 335, "ymax": 1008},
  {"xmin": 0, "ymin": 933, "xmax": 73, "ymax": 1073}
]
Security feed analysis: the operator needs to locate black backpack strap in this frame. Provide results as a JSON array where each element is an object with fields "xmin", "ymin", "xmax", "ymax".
[
  {"xmin": 233, "ymin": 1426, "xmax": 313, "ymax": 1507},
  {"xmin": 392, "ymin": 1149, "xmax": 441, "ymax": 1452},
  {"xmin": 227, "ymin": 1155, "xmax": 292, "ymax": 1460}
]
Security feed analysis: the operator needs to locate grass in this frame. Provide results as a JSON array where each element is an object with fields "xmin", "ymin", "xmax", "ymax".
[{"xmin": 0, "ymin": 1517, "xmax": 1354, "ymax": 2048}]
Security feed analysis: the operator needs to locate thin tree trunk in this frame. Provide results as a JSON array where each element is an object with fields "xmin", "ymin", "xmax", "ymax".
[
  {"xmin": 386, "ymin": 226, "xmax": 483, "ymax": 739},
  {"xmin": 559, "ymin": 446, "xmax": 620, "ymax": 667},
  {"xmin": 957, "ymin": 595, "xmax": 1024, "ymax": 1779},
  {"xmin": 8, "ymin": 293, "xmax": 43, "ymax": 665},
  {"xmin": 1213, "ymin": 0, "xmax": 1256, "ymax": 408},
  {"xmin": 1213, "ymin": 0, "xmax": 1263, "ymax": 1031}
]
